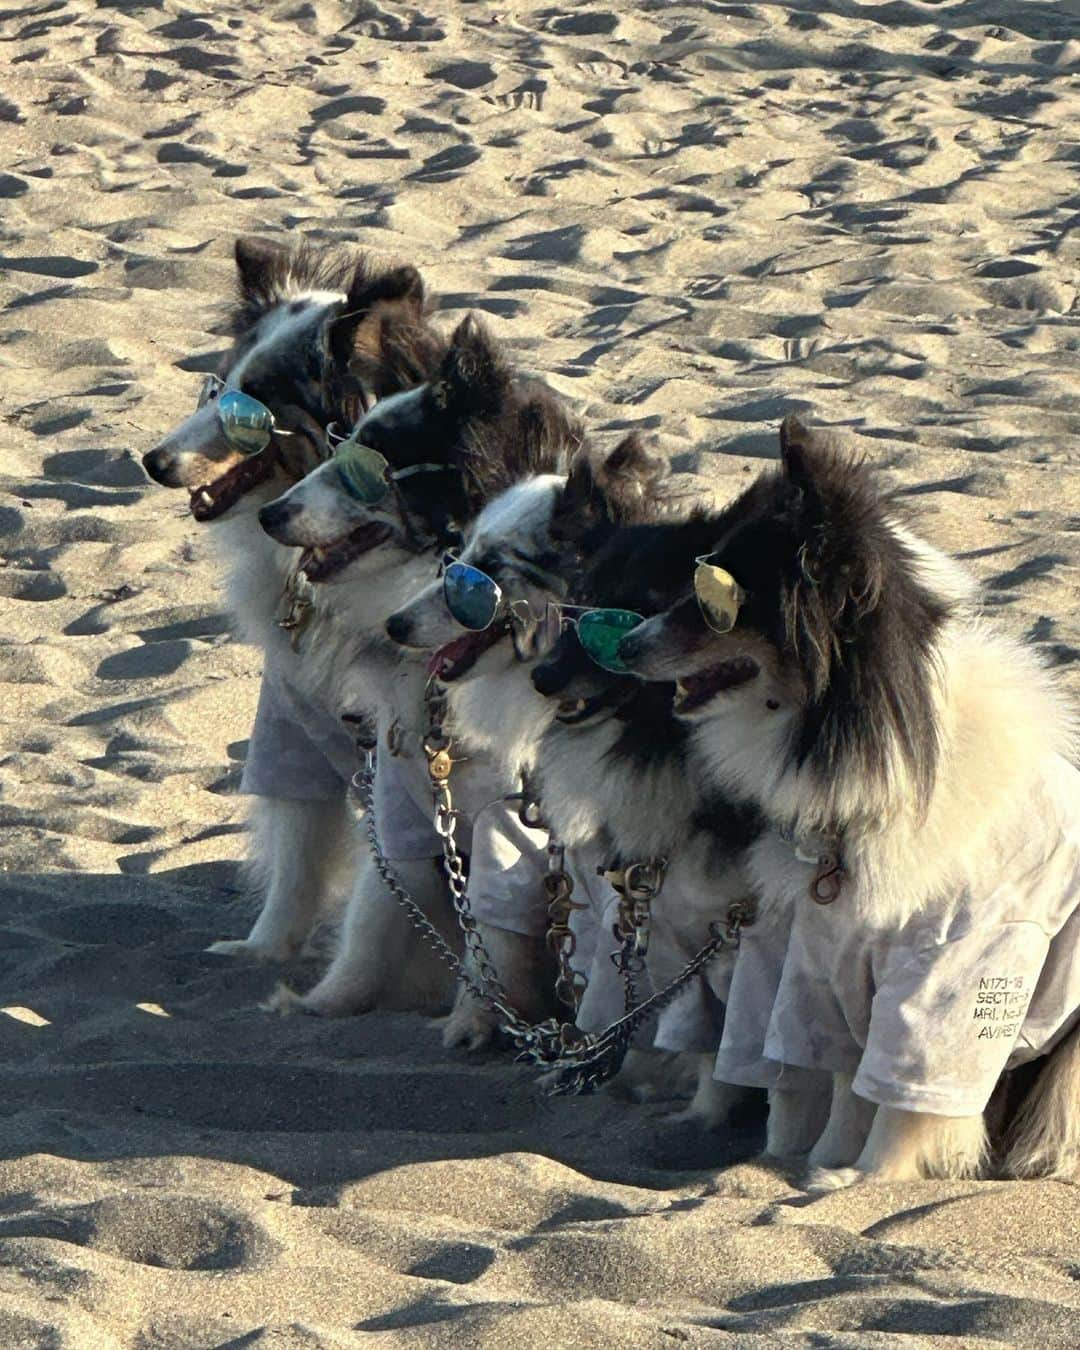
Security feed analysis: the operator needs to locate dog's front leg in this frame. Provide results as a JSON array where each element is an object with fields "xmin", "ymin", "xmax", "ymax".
[
  {"xmin": 299, "ymin": 853, "xmax": 458, "ymax": 1016},
  {"xmin": 806, "ymin": 1072, "xmax": 878, "ymax": 1172},
  {"xmin": 208, "ymin": 796, "xmax": 352, "ymax": 961},
  {"xmin": 763, "ymin": 1075, "xmax": 832, "ymax": 1159},
  {"xmin": 441, "ymin": 926, "xmax": 552, "ymax": 1051},
  {"xmin": 669, "ymin": 1057, "xmax": 756, "ymax": 1131},
  {"xmin": 808, "ymin": 1104, "xmax": 988, "ymax": 1190}
]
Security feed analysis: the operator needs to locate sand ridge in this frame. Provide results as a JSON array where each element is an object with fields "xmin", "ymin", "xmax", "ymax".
[{"xmin": 2, "ymin": 0, "xmax": 1079, "ymax": 1345}]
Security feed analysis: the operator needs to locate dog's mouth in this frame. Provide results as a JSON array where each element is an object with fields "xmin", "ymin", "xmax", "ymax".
[
  {"xmin": 428, "ymin": 621, "xmax": 509, "ymax": 682},
  {"xmin": 674, "ymin": 656, "xmax": 760, "ymax": 714},
  {"xmin": 555, "ymin": 692, "xmax": 614, "ymax": 726},
  {"xmin": 298, "ymin": 521, "xmax": 395, "ymax": 582},
  {"xmin": 190, "ymin": 450, "xmax": 276, "ymax": 522}
]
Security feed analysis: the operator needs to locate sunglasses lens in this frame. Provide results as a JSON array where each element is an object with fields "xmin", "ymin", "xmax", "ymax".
[
  {"xmin": 334, "ymin": 437, "xmax": 390, "ymax": 504},
  {"xmin": 444, "ymin": 562, "xmax": 500, "ymax": 631},
  {"xmin": 217, "ymin": 389, "xmax": 273, "ymax": 455},
  {"xmin": 694, "ymin": 563, "xmax": 744, "ymax": 634},
  {"xmin": 576, "ymin": 609, "xmax": 645, "ymax": 673}
]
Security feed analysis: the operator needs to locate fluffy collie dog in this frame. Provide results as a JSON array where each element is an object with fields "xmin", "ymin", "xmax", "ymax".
[
  {"xmin": 258, "ymin": 315, "xmax": 582, "ymax": 1018},
  {"xmin": 618, "ymin": 416, "xmax": 1080, "ymax": 1184},
  {"xmin": 383, "ymin": 434, "xmax": 748, "ymax": 1073},
  {"xmin": 141, "ymin": 236, "xmax": 441, "ymax": 963}
]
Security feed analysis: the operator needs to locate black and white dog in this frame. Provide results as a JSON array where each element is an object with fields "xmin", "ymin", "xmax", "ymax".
[
  {"xmin": 256, "ymin": 315, "xmax": 584, "ymax": 1019},
  {"xmin": 382, "ymin": 434, "xmax": 732, "ymax": 1069},
  {"xmin": 527, "ymin": 481, "xmax": 769, "ymax": 1126},
  {"xmin": 619, "ymin": 416, "xmax": 1080, "ymax": 1184},
  {"xmin": 142, "ymin": 237, "xmax": 442, "ymax": 963}
]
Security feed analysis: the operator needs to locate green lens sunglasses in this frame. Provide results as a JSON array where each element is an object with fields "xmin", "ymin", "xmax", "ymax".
[
  {"xmin": 547, "ymin": 604, "xmax": 646, "ymax": 674},
  {"xmin": 331, "ymin": 428, "xmax": 392, "ymax": 505}
]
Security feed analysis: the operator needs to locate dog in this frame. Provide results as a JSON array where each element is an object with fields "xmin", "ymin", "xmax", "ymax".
[
  {"xmin": 141, "ymin": 236, "xmax": 442, "ymax": 963},
  {"xmin": 527, "ymin": 469, "xmax": 770, "ymax": 1126},
  {"xmin": 383, "ymin": 432, "xmax": 723, "ymax": 1061},
  {"xmin": 618, "ymin": 415, "xmax": 1080, "ymax": 1184},
  {"xmin": 257, "ymin": 314, "xmax": 584, "ymax": 1021}
]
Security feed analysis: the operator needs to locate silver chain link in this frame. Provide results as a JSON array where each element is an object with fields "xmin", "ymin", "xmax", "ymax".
[{"xmin": 349, "ymin": 705, "xmax": 752, "ymax": 1094}]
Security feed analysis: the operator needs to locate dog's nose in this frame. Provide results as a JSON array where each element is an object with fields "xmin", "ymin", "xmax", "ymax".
[
  {"xmin": 385, "ymin": 611, "xmax": 412, "ymax": 645},
  {"xmin": 142, "ymin": 446, "xmax": 180, "ymax": 487},
  {"xmin": 617, "ymin": 632, "xmax": 643, "ymax": 664},
  {"xmin": 530, "ymin": 660, "xmax": 566, "ymax": 696},
  {"xmin": 258, "ymin": 498, "xmax": 299, "ymax": 540}
]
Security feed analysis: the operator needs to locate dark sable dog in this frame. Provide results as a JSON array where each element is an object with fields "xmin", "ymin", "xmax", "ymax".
[
  {"xmin": 140, "ymin": 236, "xmax": 446, "ymax": 966},
  {"xmin": 618, "ymin": 416, "xmax": 1080, "ymax": 1186}
]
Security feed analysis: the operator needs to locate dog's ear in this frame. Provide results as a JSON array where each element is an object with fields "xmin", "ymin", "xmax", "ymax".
[
  {"xmin": 549, "ymin": 434, "xmax": 665, "ymax": 549},
  {"xmin": 234, "ymin": 236, "xmax": 289, "ymax": 298},
  {"xmin": 779, "ymin": 416, "xmax": 887, "ymax": 696},
  {"xmin": 434, "ymin": 314, "xmax": 512, "ymax": 418},
  {"xmin": 596, "ymin": 432, "xmax": 667, "ymax": 524},
  {"xmin": 331, "ymin": 263, "xmax": 428, "ymax": 373}
]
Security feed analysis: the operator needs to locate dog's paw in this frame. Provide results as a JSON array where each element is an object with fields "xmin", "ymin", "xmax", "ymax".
[
  {"xmin": 805, "ymin": 1165, "xmax": 863, "ymax": 1193},
  {"xmin": 206, "ymin": 936, "xmax": 297, "ymax": 962},
  {"xmin": 440, "ymin": 1002, "xmax": 500, "ymax": 1052},
  {"xmin": 260, "ymin": 983, "xmax": 306, "ymax": 1015},
  {"xmin": 296, "ymin": 985, "xmax": 373, "ymax": 1018}
]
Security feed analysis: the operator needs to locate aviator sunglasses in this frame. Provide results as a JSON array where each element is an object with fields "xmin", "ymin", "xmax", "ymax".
[
  {"xmin": 440, "ymin": 550, "xmax": 747, "ymax": 667},
  {"xmin": 440, "ymin": 558, "xmax": 642, "ymax": 674},
  {"xmin": 544, "ymin": 604, "xmax": 646, "ymax": 675},
  {"xmin": 198, "ymin": 374, "xmax": 277, "ymax": 456},
  {"xmin": 693, "ymin": 555, "xmax": 747, "ymax": 634}
]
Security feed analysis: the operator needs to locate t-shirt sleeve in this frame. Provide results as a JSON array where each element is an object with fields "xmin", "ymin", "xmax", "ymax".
[
  {"xmin": 240, "ymin": 665, "xmax": 352, "ymax": 801},
  {"xmin": 853, "ymin": 920, "xmax": 1051, "ymax": 1116},
  {"xmin": 372, "ymin": 749, "xmax": 442, "ymax": 861},
  {"xmin": 466, "ymin": 799, "xmax": 550, "ymax": 937}
]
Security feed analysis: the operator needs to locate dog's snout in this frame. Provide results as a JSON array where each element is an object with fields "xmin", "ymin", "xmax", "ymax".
[
  {"xmin": 385, "ymin": 611, "xmax": 412, "ymax": 645},
  {"xmin": 617, "ymin": 632, "xmax": 644, "ymax": 664},
  {"xmin": 530, "ymin": 659, "xmax": 566, "ymax": 697},
  {"xmin": 142, "ymin": 447, "xmax": 181, "ymax": 488},
  {"xmin": 258, "ymin": 498, "xmax": 300, "ymax": 540}
]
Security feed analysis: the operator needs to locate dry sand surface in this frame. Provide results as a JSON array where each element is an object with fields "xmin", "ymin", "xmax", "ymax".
[{"xmin": 2, "ymin": 0, "xmax": 1080, "ymax": 1345}]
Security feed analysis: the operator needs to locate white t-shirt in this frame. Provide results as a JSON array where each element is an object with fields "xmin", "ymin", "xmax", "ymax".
[
  {"xmin": 715, "ymin": 754, "xmax": 1080, "ymax": 1115},
  {"xmin": 241, "ymin": 662, "xmax": 355, "ymax": 801}
]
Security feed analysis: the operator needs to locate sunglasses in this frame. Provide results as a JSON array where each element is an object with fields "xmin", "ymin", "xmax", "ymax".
[
  {"xmin": 198, "ymin": 375, "xmax": 275, "ymax": 456},
  {"xmin": 693, "ymin": 555, "xmax": 747, "ymax": 634},
  {"xmin": 331, "ymin": 429, "xmax": 392, "ymax": 505},
  {"xmin": 442, "ymin": 558, "xmax": 505, "ymax": 632},
  {"xmin": 546, "ymin": 604, "xmax": 646, "ymax": 674}
]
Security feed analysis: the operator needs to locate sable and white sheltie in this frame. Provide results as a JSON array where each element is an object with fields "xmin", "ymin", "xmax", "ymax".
[
  {"xmin": 619, "ymin": 416, "xmax": 1080, "ymax": 1184},
  {"xmin": 142, "ymin": 236, "xmax": 442, "ymax": 963}
]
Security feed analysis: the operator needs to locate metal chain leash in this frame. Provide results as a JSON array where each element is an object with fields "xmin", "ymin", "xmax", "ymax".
[
  {"xmin": 422, "ymin": 681, "xmax": 528, "ymax": 1016},
  {"xmin": 540, "ymin": 899, "xmax": 753, "ymax": 1096},
  {"xmin": 543, "ymin": 839, "xmax": 589, "ymax": 1011},
  {"xmin": 350, "ymin": 745, "xmax": 520, "ymax": 1020},
  {"xmin": 348, "ymin": 705, "xmax": 752, "ymax": 1094},
  {"xmin": 604, "ymin": 858, "xmax": 668, "ymax": 1015}
]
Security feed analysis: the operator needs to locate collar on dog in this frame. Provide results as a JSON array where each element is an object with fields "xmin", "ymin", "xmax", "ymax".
[{"xmin": 781, "ymin": 825, "xmax": 846, "ymax": 904}]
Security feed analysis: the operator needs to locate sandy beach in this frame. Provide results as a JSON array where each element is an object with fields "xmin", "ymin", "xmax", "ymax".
[{"xmin": 2, "ymin": 0, "xmax": 1079, "ymax": 1344}]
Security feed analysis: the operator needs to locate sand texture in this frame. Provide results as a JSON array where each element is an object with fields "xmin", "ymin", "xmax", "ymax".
[{"xmin": 2, "ymin": 0, "xmax": 1079, "ymax": 1345}]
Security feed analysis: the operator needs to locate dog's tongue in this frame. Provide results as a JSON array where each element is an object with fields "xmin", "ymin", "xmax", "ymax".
[{"xmin": 428, "ymin": 633, "xmax": 476, "ymax": 680}]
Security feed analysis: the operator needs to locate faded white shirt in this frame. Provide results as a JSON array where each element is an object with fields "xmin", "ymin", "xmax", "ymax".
[
  {"xmin": 715, "ymin": 755, "xmax": 1080, "ymax": 1115},
  {"xmin": 241, "ymin": 663, "xmax": 355, "ymax": 800}
]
